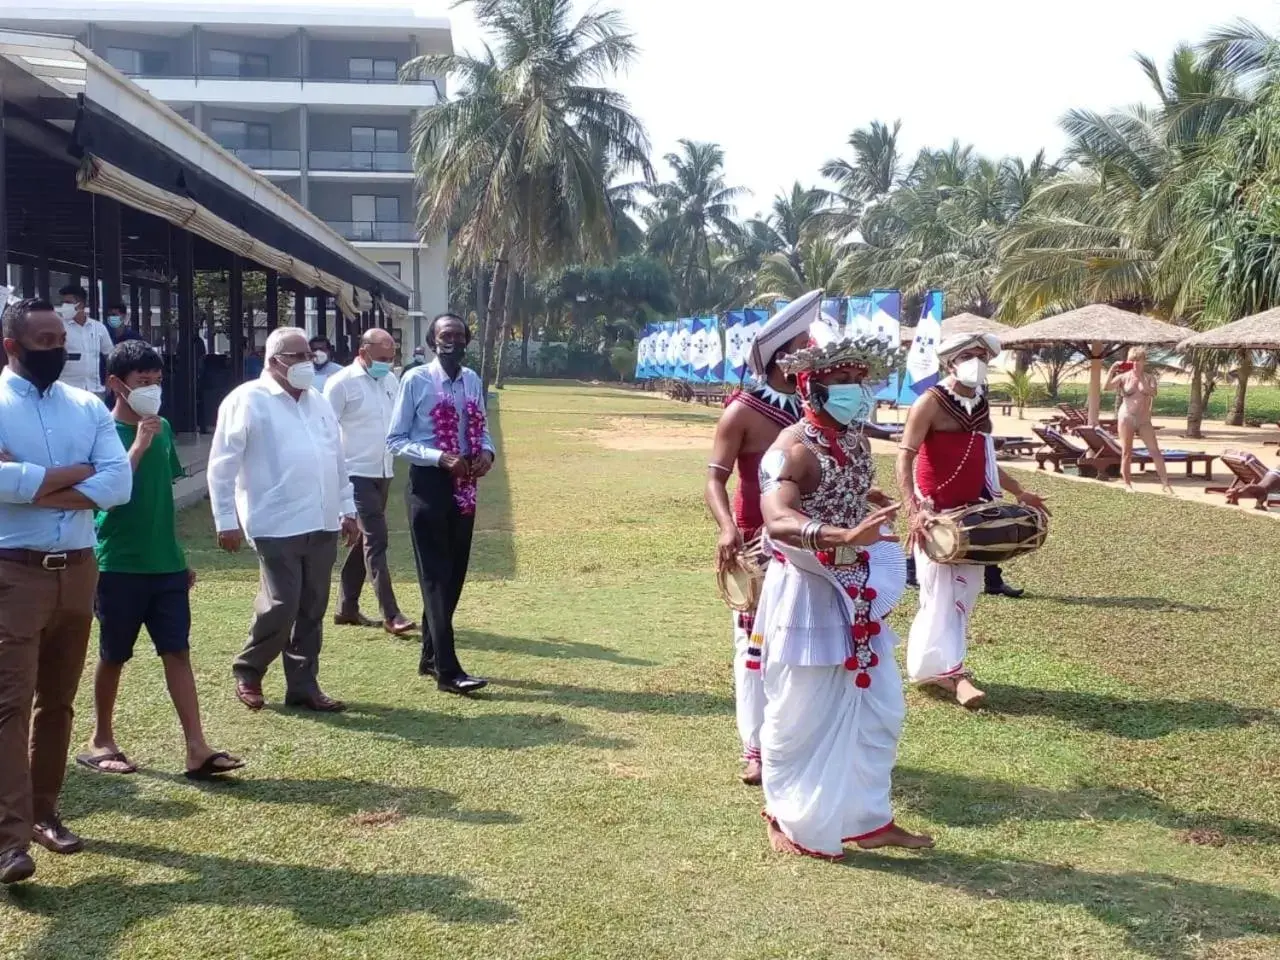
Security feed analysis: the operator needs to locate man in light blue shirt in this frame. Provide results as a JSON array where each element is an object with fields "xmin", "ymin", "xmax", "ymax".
[
  {"xmin": 387, "ymin": 313, "xmax": 495, "ymax": 695},
  {"xmin": 0, "ymin": 298, "xmax": 132, "ymax": 885}
]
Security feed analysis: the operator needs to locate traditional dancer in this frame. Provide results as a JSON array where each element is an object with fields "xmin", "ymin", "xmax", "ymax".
[
  {"xmin": 897, "ymin": 333, "xmax": 1049, "ymax": 707},
  {"xmin": 755, "ymin": 317, "xmax": 933, "ymax": 859},
  {"xmin": 705, "ymin": 292, "xmax": 820, "ymax": 785}
]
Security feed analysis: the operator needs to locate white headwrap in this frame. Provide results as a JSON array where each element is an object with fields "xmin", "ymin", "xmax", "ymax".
[
  {"xmin": 937, "ymin": 332, "xmax": 1001, "ymax": 364},
  {"xmin": 747, "ymin": 289, "xmax": 824, "ymax": 377}
]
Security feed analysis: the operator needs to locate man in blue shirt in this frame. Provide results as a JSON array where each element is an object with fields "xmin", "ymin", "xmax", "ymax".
[
  {"xmin": 0, "ymin": 298, "xmax": 132, "ymax": 885},
  {"xmin": 388, "ymin": 314, "xmax": 495, "ymax": 695}
]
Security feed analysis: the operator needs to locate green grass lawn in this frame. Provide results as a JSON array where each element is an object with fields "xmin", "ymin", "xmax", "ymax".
[
  {"xmin": 3, "ymin": 381, "xmax": 1279, "ymax": 960},
  {"xmin": 1055, "ymin": 382, "xmax": 1280, "ymax": 423}
]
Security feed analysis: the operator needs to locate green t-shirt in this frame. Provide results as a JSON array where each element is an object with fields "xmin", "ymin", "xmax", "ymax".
[{"xmin": 95, "ymin": 418, "xmax": 187, "ymax": 574}]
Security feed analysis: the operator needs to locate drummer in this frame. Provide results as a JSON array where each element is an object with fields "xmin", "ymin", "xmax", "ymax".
[
  {"xmin": 705, "ymin": 292, "xmax": 819, "ymax": 785},
  {"xmin": 895, "ymin": 333, "xmax": 1049, "ymax": 707}
]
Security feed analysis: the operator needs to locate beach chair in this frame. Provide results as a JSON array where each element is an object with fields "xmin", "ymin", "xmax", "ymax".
[
  {"xmin": 1205, "ymin": 451, "xmax": 1280, "ymax": 511},
  {"xmin": 1074, "ymin": 425, "xmax": 1217, "ymax": 481},
  {"xmin": 1032, "ymin": 426, "xmax": 1088, "ymax": 474},
  {"xmin": 1056, "ymin": 402, "xmax": 1119, "ymax": 433}
]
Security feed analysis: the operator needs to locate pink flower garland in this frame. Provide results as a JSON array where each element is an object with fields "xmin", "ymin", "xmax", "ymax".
[{"xmin": 430, "ymin": 397, "xmax": 488, "ymax": 516}]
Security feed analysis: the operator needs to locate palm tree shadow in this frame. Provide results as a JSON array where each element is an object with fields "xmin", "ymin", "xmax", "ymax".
[
  {"xmin": 485, "ymin": 677, "xmax": 733, "ymax": 716},
  {"xmin": 846, "ymin": 850, "xmax": 1280, "ymax": 959},
  {"xmin": 7, "ymin": 839, "xmax": 516, "ymax": 960},
  {"xmin": 461, "ymin": 630, "xmax": 658, "ymax": 667},
  {"xmin": 981, "ymin": 683, "xmax": 1276, "ymax": 739},
  {"xmin": 894, "ymin": 766, "xmax": 1280, "ymax": 844}
]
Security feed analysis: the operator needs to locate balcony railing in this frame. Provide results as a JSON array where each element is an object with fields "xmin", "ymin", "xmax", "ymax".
[
  {"xmin": 326, "ymin": 221, "xmax": 419, "ymax": 242},
  {"xmin": 309, "ymin": 151, "xmax": 413, "ymax": 173},
  {"xmin": 227, "ymin": 148, "xmax": 302, "ymax": 169},
  {"xmin": 129, "ymin": 71, "xmax": 439, "ymax": 94}
]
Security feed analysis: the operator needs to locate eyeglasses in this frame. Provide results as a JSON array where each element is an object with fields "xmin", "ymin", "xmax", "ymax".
[{"xmin": 274, "ymin": 350, "xmax": 315, "ymax": 362}]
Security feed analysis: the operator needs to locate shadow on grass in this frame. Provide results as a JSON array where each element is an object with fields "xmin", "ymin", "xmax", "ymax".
[
  {"xmin": 848, "ymin": 850, "xmax": 1280, "ymax": 959},
  {"xmin": 982, "ymin": 683, "xmax": 1276, "ymax": 739},
  {"xmin": 462, "ymin": 631, "xmax": 658, "ymax": 667},
  {"xmin": 272, "ymin": 703, "xmax": 632, "ymax": 752},
  {"xmin": 895, "ymin": 767, "xmax": 1280, "ymax": 844},
  {"xmin": 485, "ymin": 677, "xmax": 733, "ymax": 716},
  {"xmin": 1037, "ymin": 594, "xmax": 1222, "ymax": 613},
  {"xmin": 63, "ymin": 771, "xmax": 518, "ymax": 827},
  {"xmin": 8, "ymin": 840, "xmax": 515, "ymax": 960}
]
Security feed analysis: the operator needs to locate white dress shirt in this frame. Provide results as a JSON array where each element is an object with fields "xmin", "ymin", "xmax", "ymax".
[
  {"xmin": 311, "ymin": 360, "xmax": 344, "ymax": 394},
  {"xmin": 60, "ymin": 315, "xmax": 113, "ymax": 394},
  {"xmin": 207, "ymin": 372, "xmax": 356, "ymax": 539},
  {"xmin": 323, "ymin": 361, "xmax": 398, "ymax": 479}
]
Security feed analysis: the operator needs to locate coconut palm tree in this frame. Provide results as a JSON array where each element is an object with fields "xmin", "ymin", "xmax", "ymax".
[
  {"xmin": 644, "ymin": 139, "xmax": 746, "ymax": 314},
  {"xmin": 820, "ymin": 119, "xmax": 904, "ymax": 236},
  {"xmin": 404, "ymin": 0, "xmax": 651, "ymax": 389}
]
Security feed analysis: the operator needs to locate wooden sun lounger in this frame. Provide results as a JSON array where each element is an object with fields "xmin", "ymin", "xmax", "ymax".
[
  {"xmin": 1204, "ymin": 451, "xmax": 1280, "ymax": 511},
  {"xmin": 1032, "ymin": 425, "xmax": 1091, "ymax": 475},
  {"xmin": 1073, "ymin": 425, "xmax": 1217, "ymax": 480},
  {"xmin": 993, "ymin": 436, "xmax": 1037, "ymax": 460},
  {"xmin": 1055, "ymin": 403, "xmax": 1119, "ymax": 433}
]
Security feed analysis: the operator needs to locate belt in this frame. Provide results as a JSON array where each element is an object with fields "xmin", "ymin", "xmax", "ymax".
[{"xmin": 0, "ymin": 548, "xmax": 96, "ymax": 571}]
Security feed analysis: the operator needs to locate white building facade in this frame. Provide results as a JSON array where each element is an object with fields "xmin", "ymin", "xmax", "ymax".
[{"xmin": 1, "ymin": 2, "xmax": 451, "ymax": 350}]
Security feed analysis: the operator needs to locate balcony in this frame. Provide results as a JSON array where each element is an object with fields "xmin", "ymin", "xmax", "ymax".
[
  {"xmin": 227, "ymin": 148, "xmax": 302, "ymax": 170},
  {"xmin": 310, "ymin": 151, "xmax": 413, "ymax": 173},
  {"xmin": 129, "ymin": 74, "xmax": 440, "ymax": 109},
  {"xmin": 327, "ymin": 221, "xmax": 419, "ymax": 243}
]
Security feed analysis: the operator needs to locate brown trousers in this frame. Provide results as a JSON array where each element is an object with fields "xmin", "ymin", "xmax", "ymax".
[{"xmin": 0, "ymin": 555, "xmax": 97, "ymax": 852}]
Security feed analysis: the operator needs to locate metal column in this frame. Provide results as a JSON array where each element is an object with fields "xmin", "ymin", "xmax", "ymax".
[
  {"xmin": 173, "ymin": 227, "xmax": 197, "ymax": 435},
  {"xmin": 228, "ymin": 254, "xmax": 244, "ymax": 383},
  {"xmin": 265, "ymin": 269, "xmax": 279, "ymax": 331}
]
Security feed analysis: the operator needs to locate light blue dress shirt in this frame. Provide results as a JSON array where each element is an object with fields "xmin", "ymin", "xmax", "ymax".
[
  {"xmin": 0, "ymin": 367, "xmax": 133, "ymax": 551},
  {"xmin": 386, "ymin": 359, "xmax": 495, "ymax": 467}
]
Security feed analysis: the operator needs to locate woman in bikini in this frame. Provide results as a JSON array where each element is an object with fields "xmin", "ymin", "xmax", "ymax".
[{"xmin": 1106, "ymin": 347, "xmax": 1173, "ymax": 494}]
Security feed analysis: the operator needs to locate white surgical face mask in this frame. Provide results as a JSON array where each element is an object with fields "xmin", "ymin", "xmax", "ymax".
[
  {"xmin": 285, "ymin": 360, "xmax": 316, "ymax": 391},
  {"xmin": 126, "ymin": 384, "xmax": 163, "ymax": 417},
  {"xmin": 55, "ymin": 303, "xmax": 77, "ymax": 321},
  {"xmin": 954, "ymin": 358, "xmax": 989, "ymax": 388},
  {"xmin": 313, "ymin": 350, "xmax": 329, "ymax": 367}
]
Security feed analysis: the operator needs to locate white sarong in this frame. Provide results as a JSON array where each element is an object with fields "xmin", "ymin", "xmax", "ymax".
[
  {"xmin": 756, "ymin": 539, "xmax": 907, "ymax": 858},
  {"xmin": 732, "ymin": 612, "xmax": 765, "ymax": 761},
  {"xmin": 906, "ymin": 548, "xmax": 982, "ymax": 682}
]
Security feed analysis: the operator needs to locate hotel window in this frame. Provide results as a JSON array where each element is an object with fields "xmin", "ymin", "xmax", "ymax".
[
  {"xmin": 209, "ymin": 49, "xmax": 270, "ymax": 78},
  {"xmin": 377, "ymin": 261, "xmax": 402, "ymax": 279},
  {"xmin": 351, "ymin": 127, "xmax": 400, "ymax": 152},
  {"xmin": 351, "ymin": 195, "xmax": 401, "ymax": 223},
  {"xmin": 348, "ymin": 57, "xmax": 398, "ymax": 80},
  {"xmin": 106, "ymin": 47, "xmax": 169, "ymax": 76},
  {"xmin": 210, "ymin": 120, "xmax": 271, "ymax": 151}
]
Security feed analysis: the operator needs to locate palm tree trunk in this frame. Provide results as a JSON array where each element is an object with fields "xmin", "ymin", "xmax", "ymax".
[
  {"xmin": 521, "ymin": 304, "xmax": 533, "ymax": 372},
  {"xmin": 1186, "ymin": 362, "xmax": 1205, "ymax": 439},
  {"xmin": 481, "ymin": 254, "xmax": 510, "ymax": 392},
  {"xmin": 1227, "ymin": 349, "xmax": 1252, "ymax": 426},
  {"xmin": 494, "ymin": 272, "xmax": 518, "ymax": 389}
]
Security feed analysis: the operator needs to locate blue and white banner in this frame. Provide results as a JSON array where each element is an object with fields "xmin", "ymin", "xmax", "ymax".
[
  {"xmin": 904, "ymin": 289, "xmax": 944, "ymax": 399},
  {"xmin": 869, "ymin": 289, "xmax": 901, "ymax": 346},
  {"xmin": 697, "ymin": 317, "xmax": 724, "ymax": 383},
  {"xmin": 655, "ymin": 322, "xmax": 674, "ymax": 378},
  {"xmin": 674, "ymin": 318, "xmax": 695, "ymax": 381},
  {"xmin": 846, "ymin": 295, "xmax": 873, "ymax": 340},
  {"xmin": 723, "ymin": 310, "xmax": 749, "ymax": 383},
  {"xmin": 688, "ymin": 318, "xmax": 710, "ymax": 383},
  {"xmin": 743, "ymin": 308, "xmax": 769, "ymax": 383},
  {"xmin": 634, "ymin": 324, "xmax": 651, "ymax": 379},
  {"xmin": 821, "ymin": 297, "xmax": 845, "ymax": 328}
]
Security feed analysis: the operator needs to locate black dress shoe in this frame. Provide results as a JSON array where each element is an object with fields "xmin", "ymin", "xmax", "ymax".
[
  {"xmin": 32, "ymin": 816, "xmax": 84, "ymax": 854},
  {"xmin": 418, "ymin": 662, "xmax": 438, "ymax": 679},
  {"xmin": 0, "ymin": 848, "xmax": 35, "ymax": 884},
  {"xmin": 437, "ymin": 675, "xmax": 488, "ymax": 695},
  {"xmin": 986, "ymin": 583, "xmax": 1026, "ymax": 599}
]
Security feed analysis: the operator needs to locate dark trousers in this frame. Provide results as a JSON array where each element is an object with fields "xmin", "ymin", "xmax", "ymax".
[
  {"xmin": 0, "ymin": 553, "xmax": 97, "ymax": 853},
  {"xmin": 339, "ymin": 476, "xmax": 402, "ymax": 621},
  {"xmin": 906, "ymin": 555, "xmax": 1006, "ymax": 591},
  {"xmin": 233, "ymin": 531, "xmax": 338, "ymax": 699},
  {"xmin": 406, "ymin": 465, "xmax": 474, "ymax": 681}
]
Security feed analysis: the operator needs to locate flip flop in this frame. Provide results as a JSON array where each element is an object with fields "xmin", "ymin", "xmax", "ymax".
[
  {"xmin": 75, "ymin": 751, "xmax": 137, "ymax": 775},
  {"xmin": 184, "ymin": 752, "xmax": 245, "ymax": 781}
]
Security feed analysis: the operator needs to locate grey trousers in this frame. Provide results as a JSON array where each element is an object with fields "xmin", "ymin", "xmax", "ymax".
[
  {"xmin": 233, "ymin": 530, "xmax": 338, "ymax": 699},
  {"xmin": 338, "ymin": 476, "xmax": 401, "ymax": 621}
]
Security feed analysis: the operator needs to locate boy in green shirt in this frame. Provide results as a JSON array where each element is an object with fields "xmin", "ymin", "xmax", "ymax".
[{"xmin": 77, "ymin": 340, "xmax": 243, "ymax": 779}]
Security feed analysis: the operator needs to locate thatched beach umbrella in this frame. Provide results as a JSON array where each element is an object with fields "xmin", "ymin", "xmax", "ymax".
[
  {"xmin": 1178, "ymin": 307, "xmax": 1280, "ymax": 351},
  {"xmin": 1000, "ymin": 305, "xmax": 1186, "ymax": 424},
  {"xmin": 941, "ymin": 313, "xmax": 1015, "ymax": 340}
]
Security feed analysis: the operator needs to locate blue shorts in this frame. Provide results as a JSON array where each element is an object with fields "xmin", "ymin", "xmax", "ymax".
[{"xmin": 96, "ymin": 571, "xmax": 191, "ymax": 663}]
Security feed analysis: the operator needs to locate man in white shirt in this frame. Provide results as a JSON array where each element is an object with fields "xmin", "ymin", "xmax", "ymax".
[
  {"xmin": 56, "ymin": 285, "xmax": 112, "ymax": 401},
  {"xmin": 324, "ymin": 329, "xmax": 416, "ymax": 637},
  {"xmin": 309, "ymin": 336, "xmax": 344, "ymax": 393},
  {"xmin": 207, "ymin": 327, "xmax": 359, "ymax": 713}
]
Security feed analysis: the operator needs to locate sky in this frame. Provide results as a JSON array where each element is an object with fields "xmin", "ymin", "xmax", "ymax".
[{"xmin": 104, "ymin": 0, "xmax": 1280, "ymax": 217}]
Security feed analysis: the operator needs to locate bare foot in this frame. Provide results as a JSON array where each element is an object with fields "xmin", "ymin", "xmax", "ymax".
[
  {"xmin": 856, "ymin": 824, "xmax": 935, "ymax": 850},
  {"xmin": 1162, "ymin": 485, "xmax": 1174, "ymax": 495},
  {"xmin": 955, "ymin": 677, "xmax": 986, "ymax": 709},
  {"xmin": 766, "ymin": 819, "xmax": 842, "ymax": 860},
  {"xmin": 1123, "ymin": 483, "xmax": 1136, "ymax": 494},
  {"xmin": 919, "ymin": 677, "xmax": 957, "ymax": 700},
  {"xmin": 740, "ymin": 758, "xmax": 762, "ymax": 786}
]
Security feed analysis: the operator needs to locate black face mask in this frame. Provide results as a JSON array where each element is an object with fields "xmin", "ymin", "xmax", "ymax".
[
  {"xmin": 435, "ymin": 342, "xmax": 465, "ymax": 369},
  {"xmin": 17, "ymin": 346, "xmax": 67, "ymax": 392}
]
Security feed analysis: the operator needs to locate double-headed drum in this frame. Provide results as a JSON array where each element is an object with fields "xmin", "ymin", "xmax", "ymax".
[{"xmin": 921, "ymin": 503, "xmax": 1048, "ymax": 566}]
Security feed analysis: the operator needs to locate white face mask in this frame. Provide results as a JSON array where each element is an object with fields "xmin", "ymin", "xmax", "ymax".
[
  {"xmin": 954, "ymin": 358, "xmax": 989, "ymax": 388},
  {"xmin": 55, "ymin": 303, "xmax": 77, "ymax": 321},
  {"xmin": 313, "ymin": 350, "xmax": 329, "ymax": 367},
  {"xmin": 284, "ymin": 360, "xmax": 316, "ymax": 391},
  {"xmin": 125, "ymin": 384, "xmax": 163, "ymax": 417}
]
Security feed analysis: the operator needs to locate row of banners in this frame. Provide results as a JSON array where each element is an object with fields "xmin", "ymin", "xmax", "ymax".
[{"xmin": 635, "ymin": 289, "xmax": 948, "ymax": 406}]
